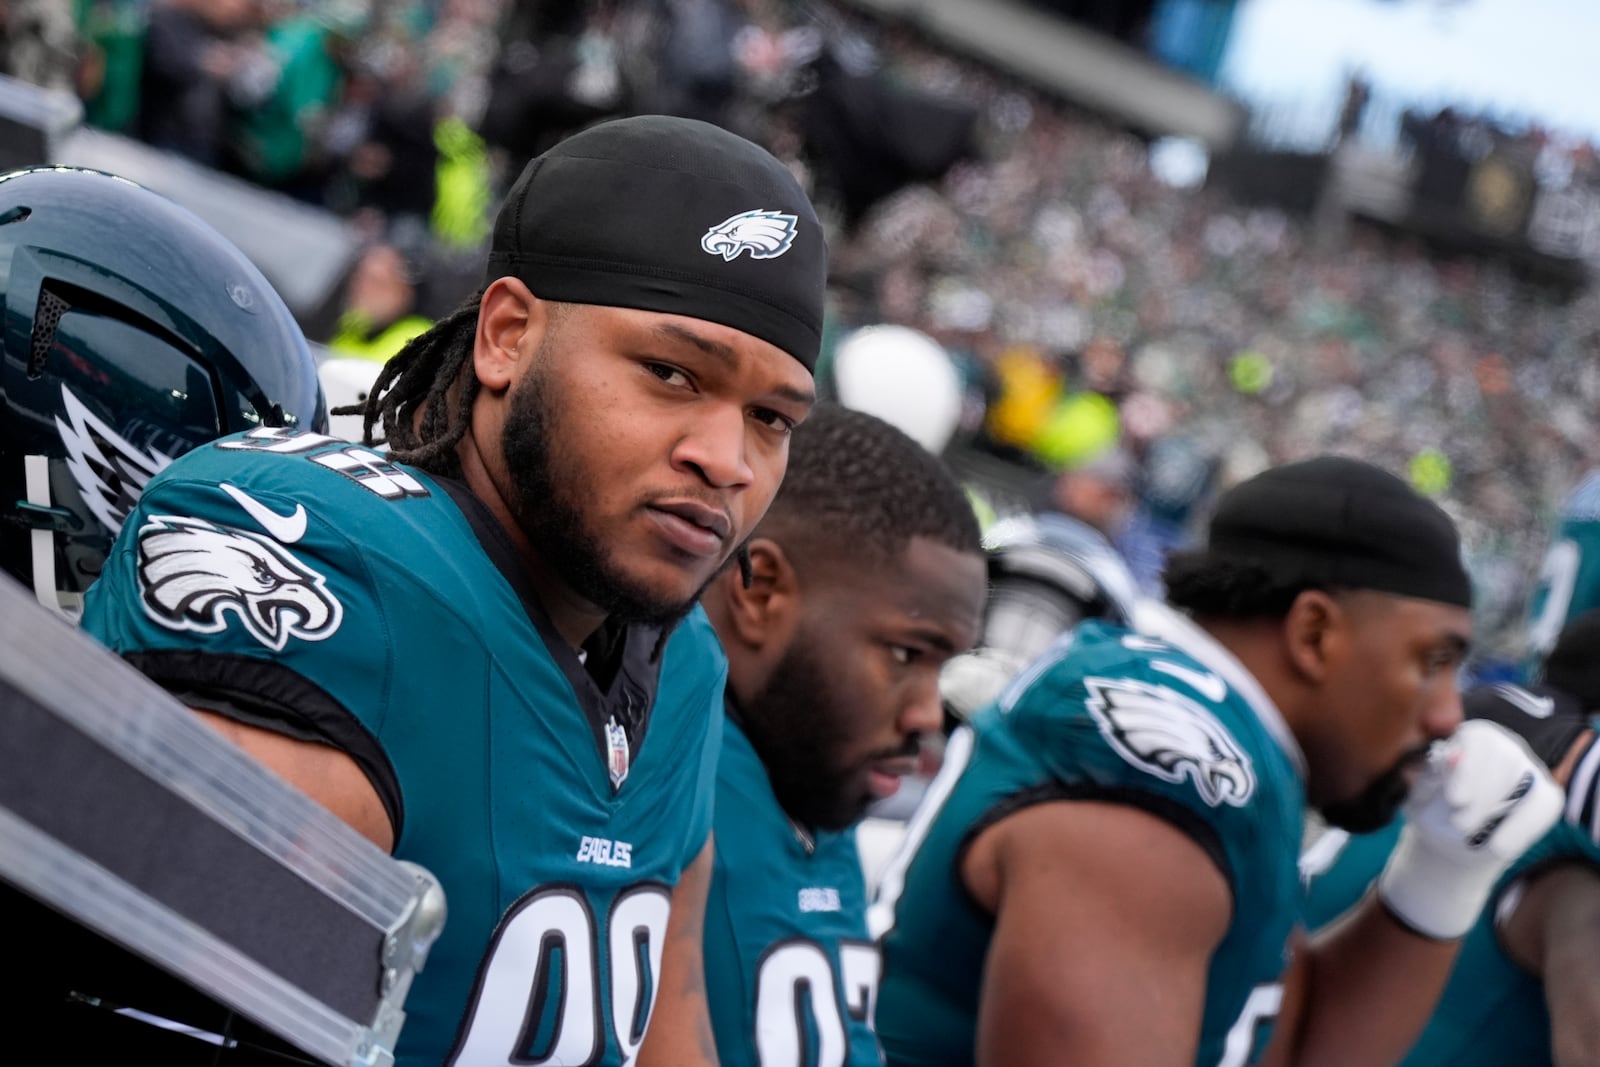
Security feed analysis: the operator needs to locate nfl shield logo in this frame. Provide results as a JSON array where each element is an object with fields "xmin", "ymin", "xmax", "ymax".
[{"xmin": 605, "ymin": 716, "xmax": 630, "ymax": 791}]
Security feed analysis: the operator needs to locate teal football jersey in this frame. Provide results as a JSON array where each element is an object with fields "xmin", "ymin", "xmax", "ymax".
[
  {"xmin": 1306, "ymin": 814, "xmax": 1599, "ymax": 1067},
  {"xmin": 80, "ymin": 428, "xmax": 726, "ymax": 1067},
  {"xmin": 873, "ymin": 605, "xmax": 1306, "ymax": 1067},
  {"xmin": 1525, "ymin": 469, "xmax": 1600, "ymax": 669},
  {"xmin": 704, "ymin": 713, "xmax": 883, "ymax": 1067},
  {"xmin": 1298, "ymin": 820, "xmax": 1402, "ymax": 932}
]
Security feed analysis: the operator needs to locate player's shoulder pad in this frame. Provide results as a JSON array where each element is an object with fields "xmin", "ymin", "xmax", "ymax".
[
  {"xmin": 1003, "ymin": 615, "xmax": 1261, "ymax": 810},
  {"xmin": 1079, "ymin": 645, "xmax": 1259, "ymax": 810},
  {"xmin": 160, "ymin": 427, "xmax": 437, "ymax": 506}
]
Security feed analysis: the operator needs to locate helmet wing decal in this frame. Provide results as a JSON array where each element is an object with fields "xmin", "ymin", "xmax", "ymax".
[{"xmin": 55, "ymin": 384, "xmax": 174, "ymax": 537}]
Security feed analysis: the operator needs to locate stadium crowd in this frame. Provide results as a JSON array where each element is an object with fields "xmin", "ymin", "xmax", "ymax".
[
  {"xmin": 19, "ymin": 0, "xmax": 1600, "ymax": 661},
  {"xmin": 4, "ymin": 3, "xmax": 1600, "ymax": 1067}
]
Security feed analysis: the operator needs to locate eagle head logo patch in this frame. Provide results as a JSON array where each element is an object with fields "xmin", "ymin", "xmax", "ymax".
[
  {"xmin": 1083, "ymin": 676, "xmax": 1256, "ymax": 807},
  {"xmin": 700, "ymin": 209, "xmax": 799, "ymax": 261},
  {"xmin": 137, "ymin": 515, "xmax": 343, "ymax": 651}
]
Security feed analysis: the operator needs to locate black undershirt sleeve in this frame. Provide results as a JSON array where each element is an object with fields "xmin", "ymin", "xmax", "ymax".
[{"xmin": 121, "ymin": 649, "xmax": 404, "ymax": 839}]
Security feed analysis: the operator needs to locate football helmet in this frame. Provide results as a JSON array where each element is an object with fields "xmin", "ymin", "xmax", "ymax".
[
  {"xmin": 981, "ymin": 512, "xmax": 1140, "ymax": 661},
  {"xmin": 0, "ymin": 167, "xmax": 325, "ymax": 614},
  {"xmin": 940, "ymin": 512, "xmax": 1143, "ymax": 720}
]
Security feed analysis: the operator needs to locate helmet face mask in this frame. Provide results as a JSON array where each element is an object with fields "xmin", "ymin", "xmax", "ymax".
[{"xmin": 0, "ymin": 167, "xmax": 326, "ymax": 614}]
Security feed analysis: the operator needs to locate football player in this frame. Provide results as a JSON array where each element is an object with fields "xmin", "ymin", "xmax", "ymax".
[
  {"xmin": 863, "ymin": 499, "xmax": 1144, "ymax": 890},
  {"xmin": 873, "ymin": 456, "xmax": 1562, "ymax": 1067},
  {"xmin": 699, "ymin": 404, "xmax": 986, "ymax": 1067},
  {"xmin": 1304, "ymin": 609, "xmax": 1600, "ymax": 1067},
  {"xmin": 80, "ymin": 116, "xmax": 825, "ymax": 1066}
]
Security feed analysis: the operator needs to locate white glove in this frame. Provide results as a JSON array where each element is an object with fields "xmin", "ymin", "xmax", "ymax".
[
  {"xmin": 1378, "ymin": 719, "xmax": 1564, "ymax": 940},
  {"xmin": 939, "ymin": 648, "xmax": 1026, "ymax": 721}
]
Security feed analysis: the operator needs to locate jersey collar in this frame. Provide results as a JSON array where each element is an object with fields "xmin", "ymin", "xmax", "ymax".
[
  {"xmin": 1132, "ymin": 600, "xmax": 1308, "ymax": 778},
  {"xmin": 431, "ymin": 474, "xmax": 662, "ymax": 789}
]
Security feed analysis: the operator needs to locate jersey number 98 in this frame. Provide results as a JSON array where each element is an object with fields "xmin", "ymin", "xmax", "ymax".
[{"xmin": 449, "ymin": 884, "xmax": 671, "ymax": 1066}]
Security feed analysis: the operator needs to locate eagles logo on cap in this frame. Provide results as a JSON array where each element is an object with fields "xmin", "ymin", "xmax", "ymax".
[
  {"xmin": 486, "ymin": 116, "xmax": 825, "ymax": 370},
  {"xmin": 701, "ymin": 209, "xmax": 798, "ymax": 262}
]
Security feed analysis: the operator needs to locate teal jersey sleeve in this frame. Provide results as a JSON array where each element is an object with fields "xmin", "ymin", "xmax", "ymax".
[
  {"xmin": 80, "ymin": 434, "xmax": 442, "ymax": 827},
  {"xmin": 81, "ymin": 428, "xmax": 733, "ymax": 1066},
  {"xmin": 705, "ymin": 717, "xmax": 882, "ymax": 1067},
  {"xmin": 998, "ymin": 631, "xmax": 1280, "ymax": 889},
  {"xmin": 1300, "ymin": 821, "xmax": 1403, "ymax": 932},
  {"xmin": 1401, "ymin": 821, "xmax": 1600, "ymax": 1067},
  {"xmin": 875, "ymin": 611, "xmax": 1306, "ymax": 1067}
]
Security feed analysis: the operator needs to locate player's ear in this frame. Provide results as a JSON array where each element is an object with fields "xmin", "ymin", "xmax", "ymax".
[
  {"xmin": 474, "ymin": 278, "xmax": 553, "ymax": 394},
  {"xmin": 1283, "ymin": 588, "xmax": 1339, "ymax": 684},
  {"xmin": 721, "ymin": 538, "xmax": 799, "ymax": 649}
]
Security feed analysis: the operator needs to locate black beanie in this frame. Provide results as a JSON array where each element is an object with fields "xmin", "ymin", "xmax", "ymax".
[
  {"xmin": 1203, "ymin": 456, "xmax": 1473, "ymax": 608},
  {"xmin": 486, "ymin": 115, "xmax": 826, "ymax": 372}
]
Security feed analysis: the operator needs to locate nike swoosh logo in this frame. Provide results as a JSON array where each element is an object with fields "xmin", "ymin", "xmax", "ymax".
[
  {"xmin": 221, "ymin": 483, "xmax": 308, "ymax": 544},
  {"xmin": 1493, "ymin": 684, "xmax": 1555, "ymax": 719}
]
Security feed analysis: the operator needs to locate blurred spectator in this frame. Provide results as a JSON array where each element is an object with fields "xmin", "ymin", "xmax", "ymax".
[
  {"xmin": 655, "ymin": 0, "xmax": 743, "ymax": 126},
  {"xmin": 1, "ymin": 0, "xmax": 79, "ymax": 93},
  {"xmin": 231, "ymin": 4, "xmax": 358, "ymax": 194},
  {"xmin": 323, "ymin": 55, "xmax": 439, "ymax": 226},
  {"xmin": 138, "ymin": 0, "xmax": 254, "ymax": 165},
  {"xmin": 76, "ymin": 0, "xmax": 142, "ymax": 132},
  {"xmin": 327, "ymin": 242, "xmax": 433, "ymax": 362},
  {"xmin": 480, "ymin": 0, "xmax": 626, "ymax": 162},
  {"xmin": 1040, "ymin": 447, "xmax": 1136, "ymax": 542}
]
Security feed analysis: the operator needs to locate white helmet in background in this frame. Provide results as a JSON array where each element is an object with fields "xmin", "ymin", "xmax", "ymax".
[
  {"xmin": 832, "ymin": 324, "xmax": 964, "ymax": 454},
  {"xmin": 938, "ymin": 512, "xmax": 1144, "ymax": 722},
  {"xmin": 318, "ymin": 357, "xmax": 385, "ymax": 446}
]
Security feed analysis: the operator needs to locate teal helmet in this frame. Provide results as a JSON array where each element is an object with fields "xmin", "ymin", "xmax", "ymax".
[{"xmin": 0, "ymin": 167, "xmax": 326, "ymax": 613}]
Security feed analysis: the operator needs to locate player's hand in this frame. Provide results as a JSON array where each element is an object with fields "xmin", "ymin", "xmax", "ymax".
[{"xmin": 1379, "ymin": 719, "xmax": 1564, "ymax": 940}]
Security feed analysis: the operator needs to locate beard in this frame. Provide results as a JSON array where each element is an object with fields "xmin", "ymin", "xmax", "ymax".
[
  {"xmin": 1318, "ymin": 746, "xmax": 1430, "ymax": 833},
  {"xmin": 501, "ymin": 366, "xmax": 720, "ymax": 629},
  {"xmin": 738, "ymin": 630, "xmax": 917, "ymax": 832}
]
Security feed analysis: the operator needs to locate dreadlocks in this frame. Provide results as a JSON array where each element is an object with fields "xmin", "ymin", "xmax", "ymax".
[{"xmin": 332, "ymin": 289, "xmax": 485, "ymax": 477}]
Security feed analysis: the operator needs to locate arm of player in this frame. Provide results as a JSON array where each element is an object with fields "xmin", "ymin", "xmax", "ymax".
[
  {"xmin": 194, "ymin": 710, "xmax": 395, "ymax": 851},
  {"xmin": 1259, "ymin": 904, "xmax": 1457, "ymax": 1067},
  {"xmin": 637, "ymin": 836, "xmax": 719, "ymax": 1067},
  {"xmin": 1498, "ymin": 863, "xmax": 1600, "ymax": 1067},
  {"xmin": 966, "ymin": 801, "xmax": 1230, "ymax": 1067}
]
